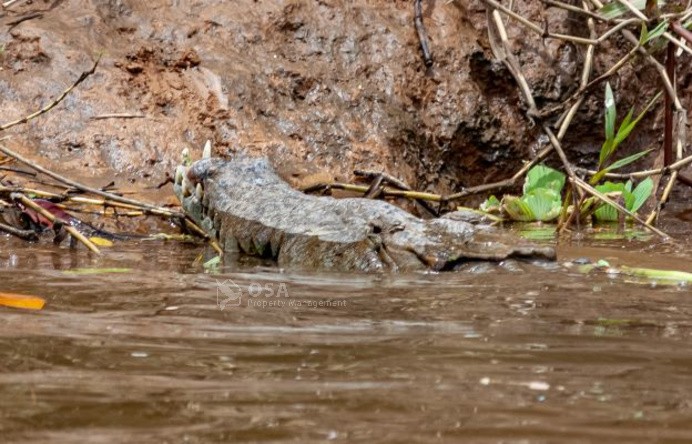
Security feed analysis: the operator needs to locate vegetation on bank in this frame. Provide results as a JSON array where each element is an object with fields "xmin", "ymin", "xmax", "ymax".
[{"xmin": 0, "ymin": 0, "xmax": 690, "ymax": 259}]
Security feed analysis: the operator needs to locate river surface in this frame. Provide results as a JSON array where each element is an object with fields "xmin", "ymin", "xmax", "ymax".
[{"xmin": 0, "ymin": 225, "xmax": 691, "ymax": 443}]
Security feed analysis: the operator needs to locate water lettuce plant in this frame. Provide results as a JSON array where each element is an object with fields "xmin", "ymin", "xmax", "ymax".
[
  {"xmin": 483, "ymin": 81, "xmax": 657, "ymax": 224},
  {"xmin": 500, "ymin": 165, "xmax": 565, "ymax": 222}
]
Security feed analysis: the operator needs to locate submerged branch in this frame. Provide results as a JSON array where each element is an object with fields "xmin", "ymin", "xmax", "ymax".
[{"xmin": 12, "ymin": 193, "xmax": 101, "ymax": 253}]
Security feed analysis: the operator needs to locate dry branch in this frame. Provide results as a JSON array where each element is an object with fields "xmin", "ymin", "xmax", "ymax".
[
  {"xmin": 12, "ymin": 193, "xmax": 101, "ymax": 253},
  {"xmin": 0, "ymin": 55, "xmax": 101, "ymax": 132}
]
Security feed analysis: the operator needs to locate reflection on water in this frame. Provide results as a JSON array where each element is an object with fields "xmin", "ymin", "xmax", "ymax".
[{"xmin": 0, "ymin": 234, "xmax": 691, "ymax": 442}]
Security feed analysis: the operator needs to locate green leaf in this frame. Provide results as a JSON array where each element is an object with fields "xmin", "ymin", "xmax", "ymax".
[
  {"xmin": 600, "ymin": 83, "xmax": 617, "ymax": 167},
  {"xmin": 613, "ymin": 92, "xmax": 662, "ymax": 148},
  {"xmin": 203, "ymin": 256, "xmax": 221, "ymax": 269},
  {"xmin": 598, "ymin": 0, "xmax": 666, "ymax": 20},
  {"xmin": 639, "ymin": 23, "xmax": 649, "ymax": 45},
  {"xmin": 502, "ymin": 188, "xmax": 562, "ymax": 222},
  {"xmin": 620, "ymin": 265, "xmax": 692, "ymax": 283},
  {"xmin": 596, "ymin": 181, "xmax": 626, "ymax": 194},
  {"xmin": 630, "ymin": 177, "xmax": 653, "ymax": 213},
  {"xmin": 594, "ymin": 202, "xmax": 619, "ymax": 222},
  {"xmin": 502, "ymin": 195, "xmax": 534, "ymax": 221},
  {"xmin": 598, "ymin": 91, "xmax": 661, "ymax": 173},
  {"xmin": 480, "ymin": 195, "xmax": 501, "ymax": 212},
  {"xmin": 524, "ymin": 164, "xmax": 566, "ymax": 194},
  {"xmin": 523, "ymin": 188, "xmax": 562, "ymax": 221},
  {"xmin": 645, "ymin": 20, "xmax": 668, "ymax": 44},
  {"xmin": 605, "ymin": 149, "xmax": 652, "ymax": 172},
  {"xmin": 593, "ymin": 182, "xmax": 632, "ymax": 222},
  {"xmin": 619, "ymin": 107, "xmax": 635, "ymax": 135}
]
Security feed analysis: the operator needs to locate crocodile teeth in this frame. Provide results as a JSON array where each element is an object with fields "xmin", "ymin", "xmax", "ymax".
[
  {"xmin": 174, "ymin": 165, "xmax": 185, "ymax": 185},
  {"xmin": 195, "ymin": 183, "xmax": 204, "ymax": 200},
  {"xmin": 202, "ymin": 188, "xmax": 210, "ymax": 208},
  {"xmin": 202, "ymin": 139, "xmax": 212, "ymax": 159},
  {"xmin": 181, "ymin": 147, "xmax": 191, "ymax": 166},
  {"xmin": 181, "ymin": 176, "xmax": 191, "ymax": 197}
]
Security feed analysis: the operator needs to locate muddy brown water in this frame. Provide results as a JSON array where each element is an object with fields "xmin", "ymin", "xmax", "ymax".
[{"xmin": 0, "ymin": 228, "xmax": 691, "ymax": 443}]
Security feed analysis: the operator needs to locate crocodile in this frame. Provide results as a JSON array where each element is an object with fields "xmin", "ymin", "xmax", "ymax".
[{"xmin": 174, "ymin": 146, "xmax": 556, "ymax": 272}]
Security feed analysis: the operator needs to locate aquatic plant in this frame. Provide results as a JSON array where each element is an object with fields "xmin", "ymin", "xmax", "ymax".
[
  {"xmin": 497, "ymin": 165, "xmax": 565, "ymax": 222},
  {"xmin": 485, "ymin": 81, "xmax": 657, "ymax": 225}
]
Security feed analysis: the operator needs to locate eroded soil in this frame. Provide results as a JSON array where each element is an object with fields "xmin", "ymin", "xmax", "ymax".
[{"xmin": 1, "ymin": 0, "xmax": 689, "ymax": 201}]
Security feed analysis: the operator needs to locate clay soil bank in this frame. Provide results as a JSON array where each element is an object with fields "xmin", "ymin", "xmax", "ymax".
[{"xmin": 1, "ymin": 0, "xmax": 690, "ymax": 201}]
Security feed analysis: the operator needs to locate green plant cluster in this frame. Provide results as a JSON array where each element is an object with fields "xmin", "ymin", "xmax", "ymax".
[{"xmin": 481, "ymin": 82, "xmax": 659, "ymax": 224}]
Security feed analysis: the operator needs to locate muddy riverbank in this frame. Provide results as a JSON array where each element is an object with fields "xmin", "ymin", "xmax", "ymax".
[{"xmin": 2, "ymin": 0, "xmax": 690, "ymax": 201}]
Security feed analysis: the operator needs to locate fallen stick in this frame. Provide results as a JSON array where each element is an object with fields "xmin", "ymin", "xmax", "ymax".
[
  {"xmin": 0, "ymin": 221, "xmax": 37, "ymax": 240},
  {"xmin": 12, "ymin": 193, "xmax": 101, "ymax": 253},
  {"xmin": 414, "ymin": 0, "xmax": 433, "ymax": 67},
  {"xmin": 302, "ymin": 182, "xmax": 443, "ymax": 202},
  {"xmin": 6, "ymin": 12, "xmax": 42, "ymax": 29},
  {"xmin": 572, "ymin": 177, "xmax": 670, "ymax": 239},
  {"xmin": 0, "ymin": 143, "xmax": 182, "ymax": 218},
  {"xmin": 575, "ymin": 153, "xmax": 692, "ymax": 180},
  {"xmin": 353, "ymin": 169, "xmax": 439, "ymax": 215},
  {"xmin": 90, "ymin": 113, "xmax": 146, "ymax": 120},
  {"xmin": 0, "ymin": 55, "xmax": 101, "ymax": 132}
]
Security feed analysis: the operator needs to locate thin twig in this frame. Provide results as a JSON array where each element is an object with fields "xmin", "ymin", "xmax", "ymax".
[
  {"xmin": 615, "ymin": 0, "xmax": 648, "ymax": 21},
  {"xmin": 646, "ymin": 171, "xmax": 678, "ymax": 224},
  {"xmin": 621, "ymin": 29, "xmax": 682, "ymax": 110},
  {"xmin": 488, "ymin": 8, "xmax": 538, "ymax": 114},
  {"xmin": 0, "ymin": 221, "xmax": 37, "ymax": 240},
  {"xmin": 672, "ymin": 20, "xmax": 692, "ymax": 44},
  {"xmin": 664, "ymin": 41, "xmax": 675, "ymax": 167},
  {"xmin": 12, "ymin": 193, "xmax": 101, "ymax": 253},
  {"xmin": 542, "ymin": 0, "xmax": 611, "ymax": 22},
  {"xmin": 572, "ymin": 178, "xmax": 669, "ymax": 238},
  {"xmin": 574, "ymin": 153, "xmax": 692, "ymax": 179},
  {"xmin": 0, "ymin": 55, "xmax": 101, "ymax": 132},
  {"xmin": 0, "ymin": 143, "xmax": 182, "ymax": 217},
  {"xmin": 6, "ymin": 12, "xmax": 42, "ymax": 29},
  {"xmin": 482, "ymin": 0, "xmax": 599, "ymax": 45},
  {"xmin": 597, "ymin": 18, "xmax": 639, "ymax": 42},
  {"xmin": 0, "ymin": 184, "xmax": 163, "ymax": 212},
  {"xmin": 303, "ymin": 182, "xmax": 444, "ymax": 202},
  {"xmin": 354, "ymin": 169, "xmax": 413, "ymax": 191},
  {"xmin": 354, "ymin": 169, "xmax": 438, "ymax": 215},
  {"xmin": 414, "ymin": 0, "xmax": 433, "ymax": 67},
  {"xmin": 90, "ymin": 113, "xmax": 146, "ymax": 120}
]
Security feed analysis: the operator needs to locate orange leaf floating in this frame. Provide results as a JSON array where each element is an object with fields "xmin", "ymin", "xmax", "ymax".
[{"xmin": 0, "ymin": 292, "xmax": 46, "ymax": 310}]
